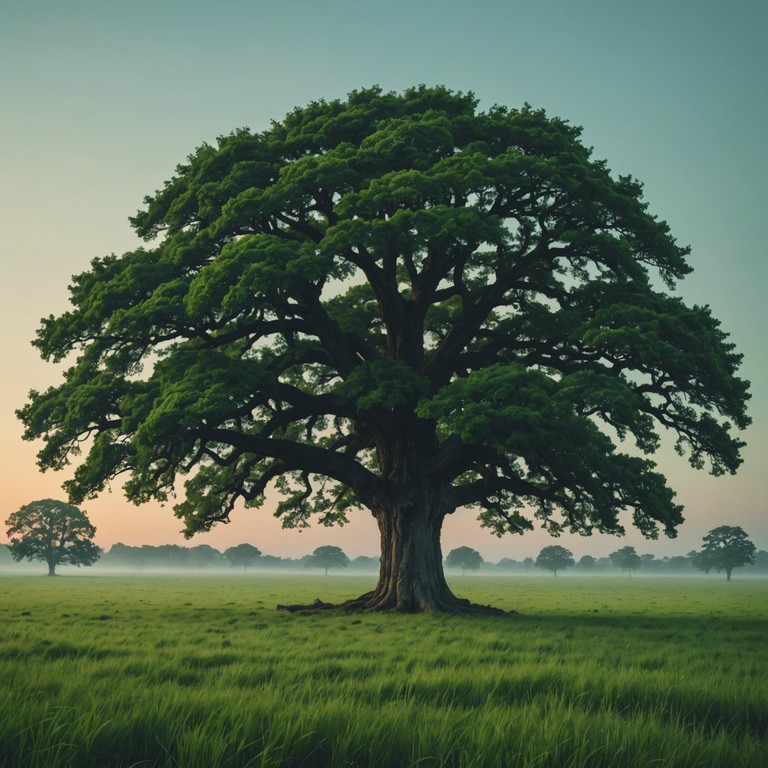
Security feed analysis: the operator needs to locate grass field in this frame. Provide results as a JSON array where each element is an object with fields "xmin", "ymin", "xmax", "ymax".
[{"xmin": 0, "ymin": 573, "xmax": 766, "ymax": 767}]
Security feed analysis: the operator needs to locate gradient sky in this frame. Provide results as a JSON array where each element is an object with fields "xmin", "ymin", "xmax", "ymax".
[{"xmin": 1, "ymin": 0, "xmax": 766, "ymax": 561}]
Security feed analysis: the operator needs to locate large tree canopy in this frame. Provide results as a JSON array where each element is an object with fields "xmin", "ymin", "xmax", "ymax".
[{"xmin": 19, "ymin": 86, "xmax": 750, "ymax": 611}]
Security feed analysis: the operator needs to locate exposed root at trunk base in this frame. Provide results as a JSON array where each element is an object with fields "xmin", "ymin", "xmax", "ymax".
[{"xmin": 276, "ymin": 593, "xmax": 517, "ymax": 616}]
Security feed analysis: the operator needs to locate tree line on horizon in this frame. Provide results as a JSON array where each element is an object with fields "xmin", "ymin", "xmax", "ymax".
[
  {"xmin": 2, "ymin": 533, "xmax": 765, "ymax": 580},
  {"xmin": 3, "ymin": 500, "xmax": 763, "ymax": 581}
]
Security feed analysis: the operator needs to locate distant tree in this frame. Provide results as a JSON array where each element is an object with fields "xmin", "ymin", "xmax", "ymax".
[
  {"xmin": 153, "ymin": 544, "xmax": 189, "ymax": 567},
  {"xmin": 189, "ymin": 544, "xmax": 222, "ymax": 569},
  {"xmin": 350, "ymin": 555, "xmax": 380, "ymax": 570},
  {"xmin": 496, "ymin": 557, "xmax": 519, "ymax": 571},
  {"xmin": 535, "ymin": 545, "xmax": 574, "ymax": 577},
  {"xmin": 576, "ymin": 554, "xmax": 597, "ymax": 571},
  {"xmin": 305, "ymin": 545, "xmax": 350, "ymax": 576},
  {"xmin": 445, "ymin": 546, "xmax": 483, "ymax": 575},
  {"xmin": 259, "ymin": 554, "xmax": 294, "ymax": 569},
  {"xmin": 666, "ymin": 555, "xmax": 692, "ymax": 572},
  {"xmin": 4, "ymin": 499, "xmax": 100, "ymax": 576},
  {"xmin": 223, "ymin": 543, "xmax": 262, "ymax": 572},
  {"xmin": 522, "ymin": 557, "xmax": 535, "ymax": 572},
  {"xmin": 754, "ymin": 550, "xmax": 768, "ymax": 574},
  {"xmin": 692, "ymin": 526, "xmax": 756, "ymax": 581},
  {"xmin": 0, "ymin": 543, "xmax": 13, "ymax": 564},
  {"xmin": 104, "ymin": 542, "xmax": 140, "ymax": 567},
  {"xmin": 610, "ymin": 546, "xmax": 642, "ymax": 577}
]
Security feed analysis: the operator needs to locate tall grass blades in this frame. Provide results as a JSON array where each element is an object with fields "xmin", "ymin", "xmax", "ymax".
[{"xmin": 0, "ymin": 574, "xmax": 766, "ymax": 767}]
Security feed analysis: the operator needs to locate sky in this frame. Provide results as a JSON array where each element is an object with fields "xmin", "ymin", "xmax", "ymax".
[{"xmin": 1, "ymin": 0, "xmax": 766, "ymax": 562}]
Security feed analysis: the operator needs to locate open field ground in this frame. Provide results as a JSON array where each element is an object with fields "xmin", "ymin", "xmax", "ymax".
[{"xmin": 0, "ymin": 574, "xmax": 766, "ymax": 767}]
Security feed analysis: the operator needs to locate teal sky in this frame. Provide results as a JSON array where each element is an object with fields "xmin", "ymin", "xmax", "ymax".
[{"xmin": 1, "ymin": 0, "xmax": 766, "ymax": 560}]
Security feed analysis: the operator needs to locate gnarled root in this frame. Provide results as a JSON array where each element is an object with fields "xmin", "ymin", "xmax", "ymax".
[{"xmin": 276, "ymin": 592, "xmax": 516, "ymax": 616}]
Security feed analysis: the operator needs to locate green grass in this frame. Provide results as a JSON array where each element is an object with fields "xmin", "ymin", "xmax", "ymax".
[{"xmin": 0, "ymin": 574, "xmax": 766, "ymax": 767}]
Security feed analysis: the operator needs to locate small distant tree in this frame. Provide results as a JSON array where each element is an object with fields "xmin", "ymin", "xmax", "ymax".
[
  {"xmin": 445, "ymin": 546, "xmax": 483, "ymax": 575},
  {"xmin": 692, "ymin": 526, "xmax": 756, "ymax": 581},
  {"xmin": 754, "ymin": 550, "xmax": 768, "ymax": 574},
  {"xmin": 350, "ymin": 555, "xmax": 380, "ymax": 570},
  {"xmin": 522, "ymin": 557, "xmax": 535, "ymax": 572},
  {"xmin": 189, "ymin": 544, "xmax": 222, "ymax": 569},
  {"xmin": 153, "ymin": 544, "xmax": 189, "ymax": 567},
  {"xmin": 576, "ymin": 555, "xmax": 597, "ymax": 571},
  {"xmin": 610, "ymin": 546, "xmax": 642, "ymax": 577},
  {"xmin": 105, "ymin": 542, "xmax": 140, "ymax": 567},
  {"xmin": 305, "ymin": 545, "xmax": 350, "ymax": 576},
  {"xmin": 535, "ymin": 545, "xmax": 574, "ymax": 577},
  {"xmin": 667, "ymin": 555, "xmax": 692, "ymax": 572},
  {"xmin": 224, "ymin": 543, "xmax": 262, "ymax": 572},
  {"xmin": 4, "ymin": 499, "xmax": 100, "ymax": 576}
]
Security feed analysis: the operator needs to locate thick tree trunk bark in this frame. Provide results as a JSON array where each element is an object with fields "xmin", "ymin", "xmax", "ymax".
[
  {"xmin": 278, "ymin": 498, "xmax": 507, "ymax": 614},
  {"xmin": 348, "ymin": 498, "xmax": 505, "ymax": 614},
  {"xmin": 47, "ymin": 560, "xmax": 56, "ymax": 577},
  {"xmin": 361, "ymin": 506, "xmax": 456, "ymax": 611},
  {"xmin": 277, "ymin": 452, "xmax": 510, "ymax": 615}
]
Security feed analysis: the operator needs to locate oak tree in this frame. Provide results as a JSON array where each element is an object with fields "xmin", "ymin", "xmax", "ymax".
[
  {"xmin": 445, "ymin": 545, "xmax": 483, "ymax": 574},
  {"xmin": 188, "ymin": 543, "xmax": 222, "ymax": 569},
  {"xmin": 223, "ymin": 543, "xmax": 262, "ymax": 572},
  {"xmin": 4, "ymin": 499, "xmax": 100, "ymax": 576},
  {"xmin": 576, "ymin": 554, "xmax": 597, "ymax": 571},
  {"xmin": 693, "ymin": 526, "xmax": 755, "ymax": 581},
  {"xmin": 535, "ymin": 545, "xmax": 575, "ymax": 576},
  {"xmin": 18, "ymin": 86, "xmax": 750, "ymax": 612},
  {"xmin": 609, "ymin": 545, "xmax": 642, "ymax": 576},
  {"xmin": 304, "ymin": 545, "xmax": 350, "ymax": 575}
]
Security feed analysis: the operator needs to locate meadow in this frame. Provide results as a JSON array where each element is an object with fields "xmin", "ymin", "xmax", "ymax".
[{"xmin": 0, "ymin": 573, "xmax": 766, "ymax": 767}]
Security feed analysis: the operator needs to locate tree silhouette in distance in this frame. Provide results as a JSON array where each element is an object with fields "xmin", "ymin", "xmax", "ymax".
[
  {"xmin": 535, "ymin": 545, "xmax": 575, "ymax": 577},
  {"xmin": 5, "ymin": 499, "xmax": 100, "ymax": 576},
  {"xmin": 224, "ymin": 543, "xmax": 262, "ymax": 572},
  {"xmin": 445, "ymin": 546, "xmax": 483, "ymax": 575},
  {"xmin": 610, "ymin": 545, "xmax": 642, "ymax": 577},
  {"xmin": 304, "ymin": 545, "xmax": 350, "ymax": 576},
  {"xmin": 693, "ymin": 526, "xmax": 756, "ymax": 581}
]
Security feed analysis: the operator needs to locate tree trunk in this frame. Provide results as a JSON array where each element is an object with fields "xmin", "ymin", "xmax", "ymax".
[
  {"xmin": 277, "ymin": 459, "xmax": 509, "ymax": 615},
  {"xmin": 348, "ymin": 492, "xmax": 503, "ymax": 613},
  {"xmin": 726, "ymin": 568, "xmax": 732, "ymax": 581},
  {"xmin": 47, "ymin": 560, "xmax": 56, "ymax": 577},
  {"xmin": 362, "ymin": 505, "xmax": 454, "ymax": 611}
]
